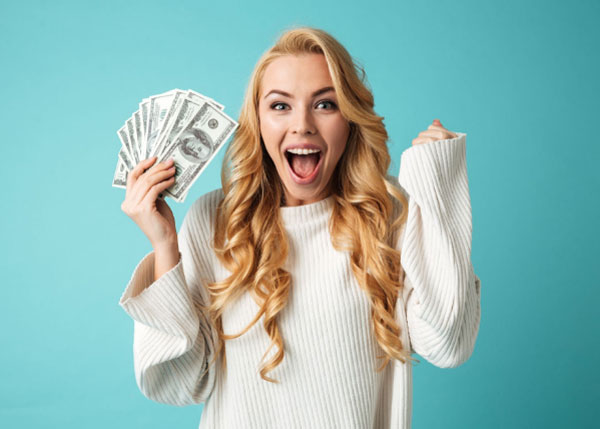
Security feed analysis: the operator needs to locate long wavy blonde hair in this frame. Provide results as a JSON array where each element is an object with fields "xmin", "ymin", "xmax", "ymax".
[{"xmin": 199, "ymin": 26, "xmax": 418, "ymax": 383}]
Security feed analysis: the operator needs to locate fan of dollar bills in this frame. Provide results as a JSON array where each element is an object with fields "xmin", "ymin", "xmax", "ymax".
[{"xmin": 111, "ymin": 89, "xmax": 239, "ymax": 203}]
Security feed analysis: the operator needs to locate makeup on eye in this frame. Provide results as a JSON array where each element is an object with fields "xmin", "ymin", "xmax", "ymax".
[{"xmin": 269, "ymin": 99, "xmax": 338, "ymax": 111}]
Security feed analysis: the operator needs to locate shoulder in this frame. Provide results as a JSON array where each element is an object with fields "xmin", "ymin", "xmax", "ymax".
[
  {"xmin": 182, "ymin": 188, "xmax": 225, "ymax": 233},
  {"xmin": 188, "ymin": 188, "xmax": 225, "ymax": 217}
]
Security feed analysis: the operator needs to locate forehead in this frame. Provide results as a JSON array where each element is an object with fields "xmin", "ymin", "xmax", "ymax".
[{"xmin": 260, "ymin": 54, "xmax": 333, "ymax": 93}]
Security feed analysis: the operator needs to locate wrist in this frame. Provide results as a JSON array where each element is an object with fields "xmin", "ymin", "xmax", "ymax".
[
  {"xmin": 153, "ymin": 239, "xmax": 179, "ymax": 255},
  {"xmin": 153, "ymin": 241, "xmax": 181, "ymax": 282}
]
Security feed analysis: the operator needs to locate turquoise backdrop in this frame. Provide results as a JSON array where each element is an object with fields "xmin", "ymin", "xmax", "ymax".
[{"xmin": 1, "ymin": 0, "xmax": 598, "ymax": 427}]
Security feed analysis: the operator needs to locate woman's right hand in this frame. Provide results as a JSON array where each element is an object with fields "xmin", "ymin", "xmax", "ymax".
[{"xmin": 121, "ymin": 157, "xmax": 178, "ymax": 249}]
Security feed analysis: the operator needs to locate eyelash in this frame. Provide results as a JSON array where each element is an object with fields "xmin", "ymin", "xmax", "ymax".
[{"xmin": 270, "ymin": 100, "xmax": 338, "ymax": 111}]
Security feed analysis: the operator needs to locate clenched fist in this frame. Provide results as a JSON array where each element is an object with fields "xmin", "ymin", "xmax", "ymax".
[
  {"xmin": 120, "ymin": 156, "xmax": 178, "ymax": 250},
  {"xmin": 412, "ymin": 119, "xmax": 458, "ymax": 146}
]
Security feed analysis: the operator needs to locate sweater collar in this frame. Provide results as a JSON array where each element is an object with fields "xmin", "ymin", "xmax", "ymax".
[{"xmin": 280, "ymin": 195, "xmax": 334, "ymax": 228}]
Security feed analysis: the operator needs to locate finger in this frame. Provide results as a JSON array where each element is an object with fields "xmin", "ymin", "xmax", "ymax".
[
  {"xmin": 126, "ymin": 157, "xmax": 157, "ymax": 194},
  {"xmin": 131, "ymin": 165, "xmax": 176, "ymax": 205},
  {"xmin": 143, "ymin": 176, "xmax": 176, "ymax": 207},
  {"xmin": 419, "ymin": 129, "xmax": 447, "ymax": 139},
  {"xmin": 421, "ymin": 129, "xmax": 457, "ymax": 140},
  {"xmin": 412, "ymin": 136, "xmax": 435, "ymax": 146},
  {"xmin": 128, "ymin": 159, "xmax": 175, "ymax": 200},
  {"xmin": 429, "ymin": 120, "xmax": 458, "ymax": 138},
  {"xmin": 427, "ymin": 123, "xmax": 448, "ymax": 132},
  {"xmin": 141, "ymin": 158, "xmax": 175, "ymax": 177},
  {"xmin": 429, "ymin": 118, "xmax": 446, "ymax": 131}
]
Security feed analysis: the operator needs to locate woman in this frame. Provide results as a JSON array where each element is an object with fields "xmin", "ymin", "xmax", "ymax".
[{"xmin": 119, "ymin": 26, "xmax": 481, "ymax": 429}]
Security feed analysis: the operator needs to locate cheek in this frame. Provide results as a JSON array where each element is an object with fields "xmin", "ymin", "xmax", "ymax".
[
  {"xmin": 324, "ymin": 120, "xmax": 350, "ymax": 161},
  {"xmin": 259, "ymin": 107, "xmax": 283, "ymax": 128},
  {"xmin": 259, "ymin": 113, "xmax": 283, "ymax": 159},
  {"xmin": 259, "ymin": 113, "xmax": 283, "ymax": 141}
]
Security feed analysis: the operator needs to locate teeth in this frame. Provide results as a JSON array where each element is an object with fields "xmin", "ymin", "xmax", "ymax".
[{"xmin": 286, "ymin": 148, "xmax": 321, "ymax": 155}]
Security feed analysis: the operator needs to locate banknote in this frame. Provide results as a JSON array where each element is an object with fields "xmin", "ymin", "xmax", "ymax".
[
  {"xmin": 112, "ymin": 157, "xmax": 128, "ymax": 189},
  {"xmin": 112, "ymin": 89, "xmax": 238, "ymax": 203},
  {"xmin": 158, "ymin": 102, "xmax": 238, "ymax": 202},
  {"xmin": 153, "ymin": 91, "xmax": 227, "ymax": 160},
  {"xmin": 117, "ymin": 146, "xmax": 134, "ymax": 172},
  {"xmin": 140, "ymin": 99, "xmax": 149, "ymax": 142},
  {"xmin": 125, "ymin": 117, "xmax": 139, "ymax": 164},
  {"xmin": 133, "ymin": 110, "xmax": 144, "ymax": 163},
  {"xmin": 155, "ymin": 97, "xmax": 204, "ymax": 160},
  {"xmin": 117, "ymin": 125, "xmax": 135, "ymax": 166},
  {"xmin": 146, "ymin": 90, "xmax": 182, "ymax": 159},
  {"xmin": 153, "ymin": 89, "xmax": 187, "ymax": 156},
  {"xmin": 187, "ymin": 89, "xmax": 224, "ymax": 111}
]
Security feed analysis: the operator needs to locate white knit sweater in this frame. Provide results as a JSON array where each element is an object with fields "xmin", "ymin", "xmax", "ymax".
[{"xmin": 119, "ymin": 132, "xmax": 481, "ymax": 429}]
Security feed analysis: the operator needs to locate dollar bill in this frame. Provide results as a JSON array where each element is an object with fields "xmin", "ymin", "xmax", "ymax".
[
  {"xmin": 153, "ymin": 89, "xmax": 187, "ymax": 156},
  {"xmin": 125, "ymin": 117, "xmax": 139, "ymax": 164},
  {"xmin": 117, "ymin": 126, "xmax": 135, "ymax": 168},
  {"xmin": 155, "ymin": 93, "xmax": 224, "ymax": 157},
  {"xmin": 133, "ymin": 110, "xmax": 145, "ymax": 162},
  {"xmin": 187, "ymin": 89, "xmax": 224, "ymax": 111},
  {"xmin": 155, "ymin": 97, "xmax": 204, "ymax": 160},
  {"xmin": 153, "ymin": 93, "xmax": 226, "ymax": 160},
  {"xmin": 114, "ymin": 89, "xmax": 238, "ymax": 203},
  {"xmin": 146, "ymin": 90, "xmax": 182, "ymax": 159},
  {"xmin": 158, "ymin": 102, "xmax": 238, "ymax": 202},
  {"xmin": 139, "ymin": 99, "xmax": 150, "ymax": 158},
  {"xmin": 158, "ymin": 188, "xmax": 189, "ymax": 201},
  {"xmin": 112, "ymin": 157, "xmax": 128, "ymax": 188},
  {"xmin": 117, "ymin": 146, "xmax": 135, "ymax": 172}
]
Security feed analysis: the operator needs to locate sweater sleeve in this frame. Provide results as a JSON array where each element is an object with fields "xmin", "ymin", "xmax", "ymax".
[
  {"xmin": 118, "ymin": 194, "xmax": 219, "ymax": 405},
  {"xmin": 395, "ymin": 132, "xmax": 481, "ymax": 368}
]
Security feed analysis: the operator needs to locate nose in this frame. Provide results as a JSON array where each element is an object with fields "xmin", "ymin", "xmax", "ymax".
[{"xmin": 291, "ymin": 106, "xmax": 317, "ymax": 135}]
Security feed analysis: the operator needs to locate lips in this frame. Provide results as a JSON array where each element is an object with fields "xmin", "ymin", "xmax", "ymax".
[{"xmin": 284, "ymin": 150, "xmax": 324, "ymax": 185}]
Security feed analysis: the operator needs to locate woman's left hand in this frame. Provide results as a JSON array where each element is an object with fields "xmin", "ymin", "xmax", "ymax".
[{"xmin": 412, "ymin": 119, "xmax": 458, "ymax": 146}]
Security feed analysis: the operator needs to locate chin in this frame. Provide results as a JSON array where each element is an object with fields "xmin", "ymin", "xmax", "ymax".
[{"xmin": 284, "ymin": 183, "xmax": 329, "ymax": 203}]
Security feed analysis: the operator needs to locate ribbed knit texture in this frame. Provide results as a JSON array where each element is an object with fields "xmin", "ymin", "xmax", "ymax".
[{"xmin": 119, "ymin": 132, "xmax": 481, "ymax": 429}]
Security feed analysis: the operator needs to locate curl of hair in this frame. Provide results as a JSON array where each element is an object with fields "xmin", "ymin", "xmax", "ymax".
[{"xmin": 197, "ymin": 25, "xmax": 419, "ymax": 384}]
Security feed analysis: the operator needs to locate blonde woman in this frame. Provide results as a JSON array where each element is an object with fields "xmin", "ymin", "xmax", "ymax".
[{"xmin": 119, "ymin": 26, "xmax": 481, "ymax": 429}]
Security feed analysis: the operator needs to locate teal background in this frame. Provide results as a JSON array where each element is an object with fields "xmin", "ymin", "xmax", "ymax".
[{"xmin": 1, "ymin": 0, "xmax": 598, "ymax": 427}]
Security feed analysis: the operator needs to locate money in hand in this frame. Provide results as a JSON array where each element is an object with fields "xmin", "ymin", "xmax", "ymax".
[{"xmin": 112, "ymin": 89, "xmax": 238, "ymax": 203}]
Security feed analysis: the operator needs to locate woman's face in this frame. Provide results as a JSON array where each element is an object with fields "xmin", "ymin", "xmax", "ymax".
[{"xmin": 258, "ymin": 53, "xmax": 350, "ymax": 207}]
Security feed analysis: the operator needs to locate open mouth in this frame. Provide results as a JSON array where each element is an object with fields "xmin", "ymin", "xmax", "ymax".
[{"xmin": 285, "ymin": 149, "xmax": 322, "ymax": 179}]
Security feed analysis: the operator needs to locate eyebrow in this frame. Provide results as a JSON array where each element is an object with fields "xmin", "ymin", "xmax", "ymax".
[{"xmin": 263, "ymin": 86, "xmax": 335, "ymax": 99}]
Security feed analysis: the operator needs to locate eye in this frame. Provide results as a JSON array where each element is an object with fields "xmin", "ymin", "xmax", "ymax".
[
  {"xmin": 316, "ymin": 99, "xmax": 337, "ymax": 110},
  {"xmin": 270, "ymin": 102, "xmax": 289, "ymax": 111}
]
